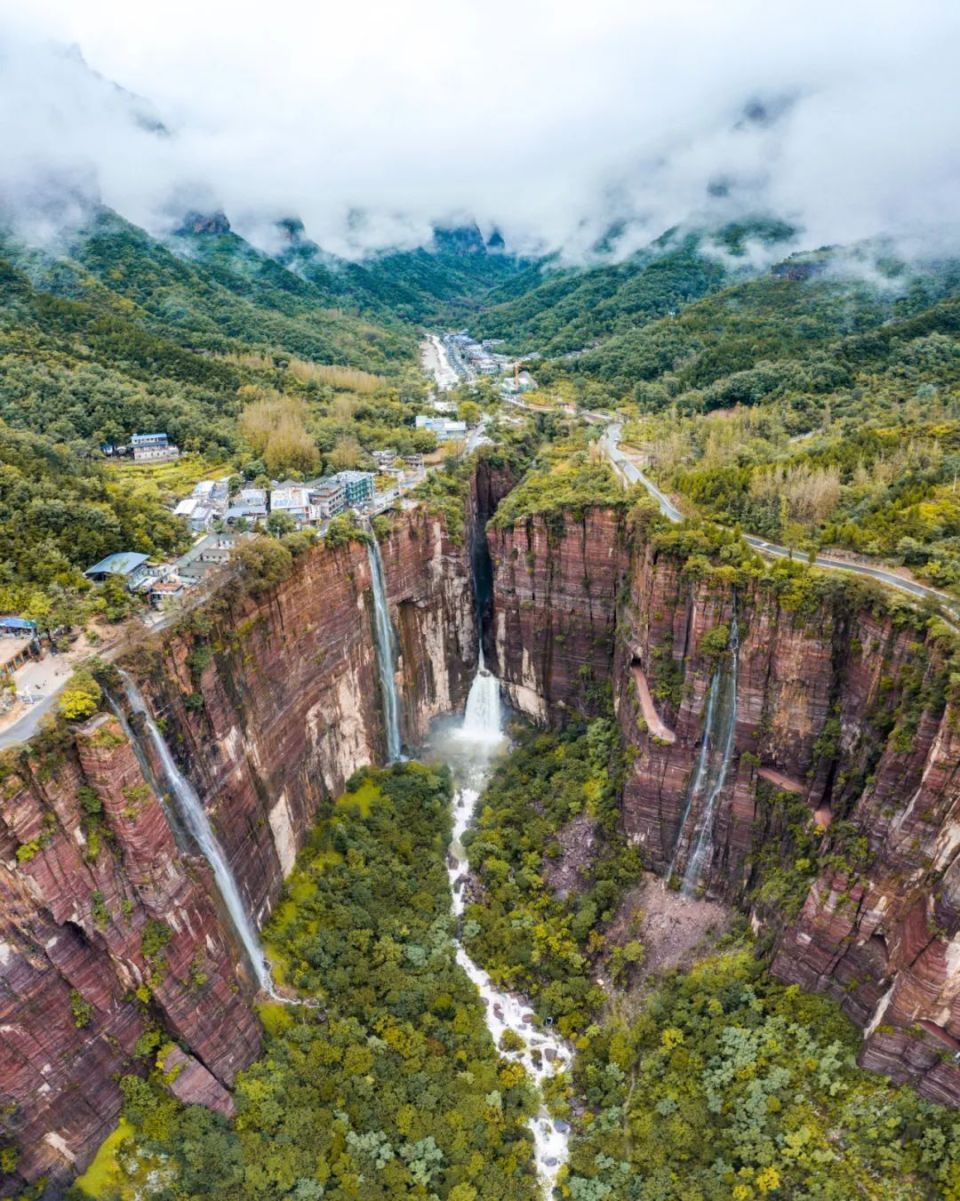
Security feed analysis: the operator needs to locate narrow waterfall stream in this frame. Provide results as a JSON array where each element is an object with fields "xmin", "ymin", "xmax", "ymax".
[
  {"xmin": 444, "ymin": 660, "xmax": 574, "ymax": 1196},
  {"xmin": 119, "ymin": 674, "xmax": 275, "ymax": 996},
  {"xmin": 366, "ymin": 532, "xmax": 403, "ymax": 762},
  {"xmin": 668, "ymin": 608, "xmax": 740, "ymax": 895}
]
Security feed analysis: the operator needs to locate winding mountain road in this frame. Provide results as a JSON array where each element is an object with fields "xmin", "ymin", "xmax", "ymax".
[{"xmin": 600, "ymin": 422, "xmax": 960, "ymax": 622}]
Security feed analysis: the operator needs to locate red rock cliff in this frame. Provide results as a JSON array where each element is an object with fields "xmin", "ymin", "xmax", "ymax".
[
  {"xmin": 1, "ymin": 508, "xmax": 474, "ymax": 1195},
  {"xmin": 489, "ymin": 504, "xmax": 960, "ymax": 1106},
  {"xmin": 138, "ymin": 510, "xmax": 474, "ymax": 920},
  {"xmin": 0, "ymin": 716, "xmax": 260, "ymax": 1193}
]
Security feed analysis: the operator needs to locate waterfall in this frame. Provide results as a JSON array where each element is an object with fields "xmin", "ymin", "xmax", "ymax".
[
  {"xmin": 118, "ymin": 674, "xmax": 274, "ymax": 995},
  {"xmin": 365, "ymin": 532, "xmax": 403, "ymax": 762},
  {"xmin": 460, "ymin": 647, "xmax": 503, "ymax": 743},
  {"xmin": 667, "ymin": 607, "xmax": 740, "ymax": 893}
]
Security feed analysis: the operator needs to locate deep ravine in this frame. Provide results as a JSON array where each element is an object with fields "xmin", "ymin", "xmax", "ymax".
[{"xmin": 443, "ymin": 656, "xmax": 574, "ymax": 1195}]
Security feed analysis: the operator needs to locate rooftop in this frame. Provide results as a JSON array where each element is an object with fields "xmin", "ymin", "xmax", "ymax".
[
  {"xmin": 0, "ymin": 616, "xmax": 36, "ymax": 632},
  {"xmin": 84, "ymin": 552, "xmax": 150, "ymax": 578},
  {"xmin": 0, "ymin": 637, "xmax": 32, "ymax": 669}
]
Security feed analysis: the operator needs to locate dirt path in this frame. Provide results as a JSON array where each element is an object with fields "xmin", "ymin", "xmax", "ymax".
[
  {"xmin": 757, "ymin": 767, "xmax": 806, "ymax": 793},
  {"xmin": 632, "ymin": 666, "xmax": 676, "ymax": 743}
]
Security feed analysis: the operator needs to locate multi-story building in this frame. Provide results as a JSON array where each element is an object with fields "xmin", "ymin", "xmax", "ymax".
[
  {"xmin": 310, "ymin": 478, "xmax": 346, "ymax": 519},
  {"xmin": 131, "ymin": 432, "xmax": 180, "ymax": 462},
  {"xmin": 333, "ymin": 470, "xmax": 375, "ymax": 506},
  {"xmin": 270, "ymin": 486, "xmax": 311, "ymax": 524}
]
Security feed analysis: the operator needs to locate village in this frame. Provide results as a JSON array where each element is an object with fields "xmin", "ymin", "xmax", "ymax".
[
  {"xmin": 0, "ymin": 389, "xmax": 490, "ymax": 744},
  {"xmin": 0, "ymin": 326, "xmax": 544, "ymax": 744}
]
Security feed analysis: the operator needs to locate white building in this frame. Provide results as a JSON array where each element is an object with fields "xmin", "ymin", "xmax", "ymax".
[
  {"xmin": 174, "ymin": 496, "xmax": 216, "ymax": 533},
  {"xmin": 132, "ymin": 432, "xmax": 180, "ymax": 463}
]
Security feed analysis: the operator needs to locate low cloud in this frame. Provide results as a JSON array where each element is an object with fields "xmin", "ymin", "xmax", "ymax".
[{"xmin": 1, "ymin": 0, "xmax": 959, "ymax": 262}]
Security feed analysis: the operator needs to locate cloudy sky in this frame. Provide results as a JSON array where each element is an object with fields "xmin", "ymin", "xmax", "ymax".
[{"xmin": 1, "ymin": 0, "xmax": 959, "ymax": 259}]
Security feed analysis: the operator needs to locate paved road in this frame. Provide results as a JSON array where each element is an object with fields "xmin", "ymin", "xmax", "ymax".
[
  {"xmin": 0, "ymin": 690, "xmax": 63, "ymax": 749},
  {"xmin": 601, "ymin": 422, "xmax": 960, "ymax": 620}
]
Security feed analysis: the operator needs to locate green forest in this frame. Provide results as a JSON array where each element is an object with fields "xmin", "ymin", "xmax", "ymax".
[
  {"xmin": 69, "ymin": 764, "xmax": 541, "ymax": 1201},
  {"xmin": 477, "ymin": 229, "xmax": 960, "ymax": 590},
  {"xmin": 461, "ymin": 727, "xmax": 960, "ymax": 1201}
]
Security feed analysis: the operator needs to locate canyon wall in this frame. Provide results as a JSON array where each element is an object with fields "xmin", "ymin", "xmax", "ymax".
[
  {"xmin": 0, "ymin": 716, "xmax": 261, "ymax": 1191},
  {"xmin": 0, "ymin": 509, "xmax": 474, "ymax": 1195},
  {"xmin": 6, "ymin": 480, "xmax": 960, "ymax": 1197},
  {"xmin": 142, "ymin": 508, "xmax": 475, "ymax": 922},
  {"xmin": 490, "ymin": 505, "xmax": 960, "ymax": 1106},
  {"xmin": 488, "ymin": 508, "xmax": 627, "ymax": 720}
]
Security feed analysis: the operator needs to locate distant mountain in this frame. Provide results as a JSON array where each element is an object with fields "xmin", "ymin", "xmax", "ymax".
[
  {"xmin": 274, "ymin": 219, "xmax": 530, "ymax": 323},
  {"xmin": 472, "ymin": 220, "xmax": 796, "ymax": 355}
]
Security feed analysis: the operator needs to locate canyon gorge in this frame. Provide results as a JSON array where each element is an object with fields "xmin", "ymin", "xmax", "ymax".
[{"xmin": 3, "ymin": 466, "xmax": 960, "ymax": 1195}]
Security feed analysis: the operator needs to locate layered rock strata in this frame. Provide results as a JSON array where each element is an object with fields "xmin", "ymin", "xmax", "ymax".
[
  {"xmin": 0, "ymin": 509, "xmax": 473, "ymax": 1194},
  {"xmin": 489, "ymin": 506, "xmax": 960, "ymax": 1105}
]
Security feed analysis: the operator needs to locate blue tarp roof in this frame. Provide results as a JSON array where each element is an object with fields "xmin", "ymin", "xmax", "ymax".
[
  {"xmin": 84, "ymin": 552, "xmax": 150, "ymax": 578},
  {"xmin": 0, "ymin": 616, "xmax": 36, "ymax": 631}
]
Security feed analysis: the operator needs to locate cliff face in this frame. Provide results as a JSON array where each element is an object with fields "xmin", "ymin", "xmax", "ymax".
[
  {"xmin": 0, "ymin": 717, "xmax": 260, "ymax": 1192},
  {"xmin": 490, "ymin": 508, "xmax": 960, "ymax": 1106},
  {"xmin": 142, "ymin": 510, "xmax": 474, "ymax": 922},
  {"xmin": 0, "ymin": 509, "xmax": 474, "ymax": 1194},
  {"xmin": 488, "ymin": 509, "xmax": 627, "ymax": 720}
]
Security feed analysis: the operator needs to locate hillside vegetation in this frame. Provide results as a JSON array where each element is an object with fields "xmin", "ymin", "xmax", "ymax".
[{"xmin": 482, "ymin": 231, "xmax": 960, "ymax": 589}]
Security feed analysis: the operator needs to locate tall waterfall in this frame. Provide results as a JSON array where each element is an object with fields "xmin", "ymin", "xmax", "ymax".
[
  {"xmin": 668, "ymin": 608, "xmax": 740, "ymax": 894},
  {"xmin": 119, "ymin": 674, "xmax": 274, "ymax": 994},
  {"xmin": 365, "ymin": 533, "xmax": 403, "ymax": 762}
]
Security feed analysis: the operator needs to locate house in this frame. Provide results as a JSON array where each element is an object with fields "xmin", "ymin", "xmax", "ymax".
[
  {"xmin": 174, "ymin": 496, "xmax": 216, "ymax": 533},
  {"xmin": 176, "ymin": 534, "xmax": 245, "ymax": 581},
  {"xmin": 403, "ymin": 454, "xmax": 424, "ymax": 470},
  {"xmin": 270, "ymin": 486, "xmax": 311, "ymax": 525},
  {"xmin": 131, "ymin": 433, "xmax": 180, "ymax": 463},
  {"xmin": 226, "ymin": 487, "xmax": 268, "ymax": 525},
  {"xmin": 333, "ymin": 470, "xmax": 374, "ymax": 506},
  {"xmin": 310, "ymin": 478, "xmax": 346, "ymax": 519},
  {"xmin": 0, "ymin": 618, "xmax": 38, "ymax": 679},
  {"xmin": 0, "ymin": 617, "xmax": 37, "ymax": 638},
  {"xmin": 148, "ymin": 579, "xmax": 187, "ymax": 610},
  {"xmin": 84, "ymin": 552, "xmax": 151, "ymax": 590},
  {"xmin": 414, "ymin": 416, "xmax": 468, "ymax": 442},
  {"xmin": 372, "ymin": 448, "xmax": 397, "ymax": 467}
]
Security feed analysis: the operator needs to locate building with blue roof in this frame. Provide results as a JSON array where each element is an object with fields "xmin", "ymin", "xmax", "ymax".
[{"xmin": 84, "ymin": 552, "xmax": 151, "ymax": 589}]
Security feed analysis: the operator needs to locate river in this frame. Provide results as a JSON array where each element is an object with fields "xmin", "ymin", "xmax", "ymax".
[{"xmin": 436, "ymin": 659, "xmax": 574, "ymax": 1195}]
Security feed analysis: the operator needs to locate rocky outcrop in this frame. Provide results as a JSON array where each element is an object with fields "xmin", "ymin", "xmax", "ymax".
[
  {"xmin": 489, "ymin": 505, "xmax": 960, "ymax": 1106},
  {"xmin": 1, "ymin": 508, "xmax": 474, "ymax": 1195},
  {"xmin": 0, "ymin": 715, "xmax": 260, "ymax": 1193}
]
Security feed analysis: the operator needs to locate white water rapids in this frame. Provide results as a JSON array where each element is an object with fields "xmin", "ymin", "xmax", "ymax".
[{"xmin": 445, "ymin": 656, "xmax": 574, "ymax": 1195}]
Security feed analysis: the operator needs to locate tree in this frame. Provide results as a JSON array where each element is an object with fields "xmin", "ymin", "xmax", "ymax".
[
  {"xmin": 267, "ymin": 511, "xmax": 297, "ymax": 537},
  {"xmin": 59, "ymin": 670, "xmax": 102, "ymax": 721},
  {"xmin": 327, "ymin": 435, "xmax": 364, "ymax": 471},
  {"xmin": 458, "ymin": 400, "xmax": 482, "ymax": 425}
]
